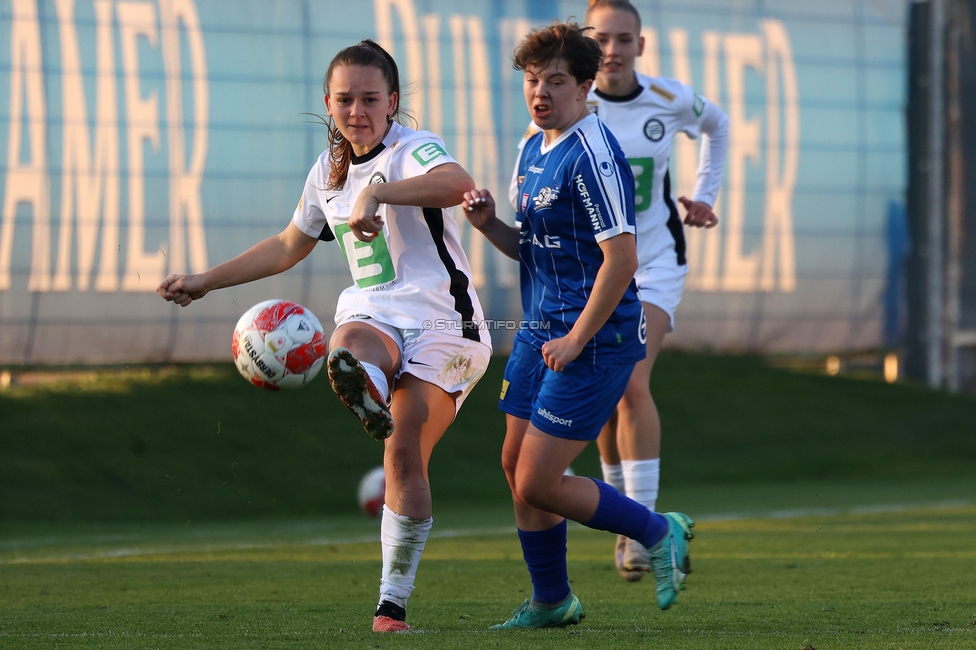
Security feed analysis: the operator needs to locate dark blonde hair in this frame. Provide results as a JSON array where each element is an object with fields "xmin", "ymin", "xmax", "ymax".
[
  {"xmin": 586, "ymin": 0, "xmax": 642, "ymax": 32},
  {"xmin": 513, "ymin": 21, "xmax": 602, "ymax": 84},
  {"xmin": 323, "ymin": 40, "xmax": 404, "ymax": 190}
]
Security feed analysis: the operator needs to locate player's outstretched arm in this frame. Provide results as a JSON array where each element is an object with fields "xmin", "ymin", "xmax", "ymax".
[
  {"xmin": 461, "ymin": 189, "xmax": 521, "ymax": 260},
  {"xmin": 156, "ymin": 222, "xmax": 318, "ymax": 307}
]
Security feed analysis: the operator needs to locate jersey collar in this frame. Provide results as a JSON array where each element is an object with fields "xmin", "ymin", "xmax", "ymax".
[
  {"xmin": 593, "ymin": 82, "xmax": 644, "ymax": 103},
  {"xmin": 538, "ymin": 112, "xmax": 598, "ymax": 155}
]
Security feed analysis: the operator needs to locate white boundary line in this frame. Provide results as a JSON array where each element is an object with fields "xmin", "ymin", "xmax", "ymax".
[{"xmin": 2, "ymin": 499, "xmax": 972, "ymax": 565}]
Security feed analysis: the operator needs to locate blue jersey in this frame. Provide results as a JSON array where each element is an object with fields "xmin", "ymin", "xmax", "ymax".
[{"xmin": 513, "ymin": 113, "xmax": 645, "ymax": 365}]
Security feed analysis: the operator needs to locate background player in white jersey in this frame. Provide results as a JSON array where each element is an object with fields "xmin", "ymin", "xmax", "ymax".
[
  {"xmin": 585, "ymin": 0, "xmax": 728, "ymax": 581},
  {"xmin": 463, "ymin": 22, "xmax": 694, "ymax": 629},
  {"xmin": 157, "ymin": 40, "xmax": 491, "ymax": 633}
]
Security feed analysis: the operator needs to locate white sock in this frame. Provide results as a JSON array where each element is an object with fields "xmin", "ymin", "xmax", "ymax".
[
  {"xmin": 378, "ymin": 505, "xmax": 432, "ymax": 608},
  {"xmin": 600, "ymin": 460, "xmax": 625, "ymax": 492},
  {"xmin": 622, "ymin": 458, "xmax": 660, "ymax": 512},
  {"xmin": 360, "ymin": 361, "xmax": 390, "ymax": 403}
]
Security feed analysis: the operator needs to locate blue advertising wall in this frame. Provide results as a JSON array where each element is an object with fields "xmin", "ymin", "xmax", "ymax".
[{"xmin": 0, "ymin": 0, "xmax": 906, "ymax": 362}]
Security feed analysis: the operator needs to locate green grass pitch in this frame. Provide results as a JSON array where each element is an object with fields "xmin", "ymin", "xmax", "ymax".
[
  {"xmin": 2, "ymin": 505, "xmax": 974, "ymax": 649},
  {"xmin": 2, "ymin": 353, "xmax": 976, "ymax": 647}
]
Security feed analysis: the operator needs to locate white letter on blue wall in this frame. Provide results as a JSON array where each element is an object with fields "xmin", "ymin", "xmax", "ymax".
[
  {"xmin": 54, "ymin": 0, "xmax": 121, "ymax": 292},
  {"xmin": 118, "ymin": 1, "xmax": 165, "ymax": 292},
  {"xmin": 160, "ymin": 0, "xmax": 209, "ymax": 278},
  {"xmin": 1, "ymin": 0, "xmax": 51, "ymax": 292}
]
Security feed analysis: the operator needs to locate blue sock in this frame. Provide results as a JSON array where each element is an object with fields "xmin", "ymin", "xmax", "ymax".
[
  {"xmin": 584, "ymin": 478, "xmax": 669, "ymax": 549},
  {"xmin": 517, "ymin": 520, "xmax": 571, "ymax": 606}
]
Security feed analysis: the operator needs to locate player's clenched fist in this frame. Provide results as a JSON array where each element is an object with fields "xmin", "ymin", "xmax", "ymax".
[{"xmin": 157, "ymin": 273, "xmax": 208, "ymax": 307}]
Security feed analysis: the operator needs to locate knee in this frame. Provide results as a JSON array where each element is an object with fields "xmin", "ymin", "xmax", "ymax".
[
  {"xmin": 513, "ymin": 476, "xmax": 555, "ymax": 511},
  {"xmin": 619, "ymin": 375, "xmax": 652, "ymax": 410},
  {"xmin": 385, "ymin": 442, "xmax": 422, "ymax": 477}
]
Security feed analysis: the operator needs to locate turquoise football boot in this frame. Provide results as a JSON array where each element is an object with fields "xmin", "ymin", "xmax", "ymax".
[
  {"xmin": 648, "ymin": 512, "xmax": 695, "ymax": 609},
  {"xmin": 489, "ymin": 594, "xmax": 584, "ymax": 629}
]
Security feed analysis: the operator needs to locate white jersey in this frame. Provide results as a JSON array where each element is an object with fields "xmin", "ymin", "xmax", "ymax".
[
  {"xmin": 589, "ymin": 74, "xmax": 728, "ymax": 272},
  {"xmin": 293, "ymin": 122, "xmax": 489, "ymax": 347},
  {"xmin": 510, "ymin": 74, "xmax": 728, "ymax": 274}
]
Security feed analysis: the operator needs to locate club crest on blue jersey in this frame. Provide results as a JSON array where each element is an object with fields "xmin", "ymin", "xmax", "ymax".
[{"xmin": 533, "ymin": 186, "xmax": 559, "ymax": 210}]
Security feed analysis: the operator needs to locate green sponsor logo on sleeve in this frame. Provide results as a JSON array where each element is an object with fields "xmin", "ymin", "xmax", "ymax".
[
  {"xmin": 411, "ymin": 142, "xmax": 448, "ymax": 166},
  {"xmin": 693, "ymin": 94, "xmax": 705, "ymax": 117}
]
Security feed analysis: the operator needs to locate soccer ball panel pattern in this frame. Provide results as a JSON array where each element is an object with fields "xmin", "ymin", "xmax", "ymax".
[{"xmin": 232, "ymin": 300, "xmax": 327, "ymax": 391}]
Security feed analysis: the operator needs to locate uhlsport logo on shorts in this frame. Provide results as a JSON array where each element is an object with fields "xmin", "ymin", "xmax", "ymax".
[
  {"xmin": 412, "ymin": 142, "xmax": 448, "ymax": 166},
  {"xmin": 537, "ymin": 407, "xmax": 572, "ymax": 427}
]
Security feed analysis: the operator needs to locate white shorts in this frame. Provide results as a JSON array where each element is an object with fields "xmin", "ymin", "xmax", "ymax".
[
  {"xmin": 635, "ymin": 263, "xmax": 688, "ymax": 332},
  {"xmin": 337, "ymin": 315, "xmax": 491, "ymax": 415}
]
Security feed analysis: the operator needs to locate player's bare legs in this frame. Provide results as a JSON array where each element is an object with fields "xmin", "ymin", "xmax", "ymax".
[
  {"xmin": 596, "ymin": 411, "xmax": 621, "ymax": 464},
  {"xmin": 502, "ymin": 415, "xmax": 591, "ymax": 530},
  {"xmin": 328, "ymin": 323, "xmax": 448, "ymax": 631},
  {"xmin": 596, "ymin": 303, "xmax": 670, "ymax": 580},
  {"xmin": 493, "ymin": 414, "xmax": 591, "ymax": 628},
  {"xmin": 495, "ymin": 413, "xmax": 689, "ymax": 626},
  {"xmin": 385, "ymin": 375, "xmax": 455, "ymax": 519},
  {"xmin": 614, "ymin": 303, "xmax": 669, "ymax": 460},
  {"xmin": 373, "ymin": 374, "xmax": 456, "ymax": 632}
]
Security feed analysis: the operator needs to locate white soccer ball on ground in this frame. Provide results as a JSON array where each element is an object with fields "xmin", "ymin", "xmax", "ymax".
[
  {"xmin": 232, "ymin": 299, "xmax": 327, "ymax": 391},
  {"xmin": 357, "ymin": 466, "xmax": 386, "ymax": 518}
]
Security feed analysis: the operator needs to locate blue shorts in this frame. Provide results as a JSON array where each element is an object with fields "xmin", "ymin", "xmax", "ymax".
[{"xmin": 498, "ymin": 336, "xmax": 635, "ymax": 441}]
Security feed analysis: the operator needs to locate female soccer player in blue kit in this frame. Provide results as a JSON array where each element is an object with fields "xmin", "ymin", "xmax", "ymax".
[{"xmin": 463, "ymin": 22, "xmax": 695, "ymax": 628}]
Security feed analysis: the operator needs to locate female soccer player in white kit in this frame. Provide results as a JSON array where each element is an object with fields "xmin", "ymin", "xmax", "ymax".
[
  {"xmin": 157, "ymin": 40, "xmax": 491, "ymax": 633},
  {"xmin": 585, "ymin": 0, "xmax": 728, "ymax": 581}
]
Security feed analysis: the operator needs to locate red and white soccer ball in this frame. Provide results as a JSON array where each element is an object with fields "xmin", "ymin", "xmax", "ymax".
[
  {"xmin": 357, "ymin": 466, "xmax": 386, "ymax": 518},
  {"xmin": 232, "ymin": 299, "xmax": 327, "ymax": 391}
]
